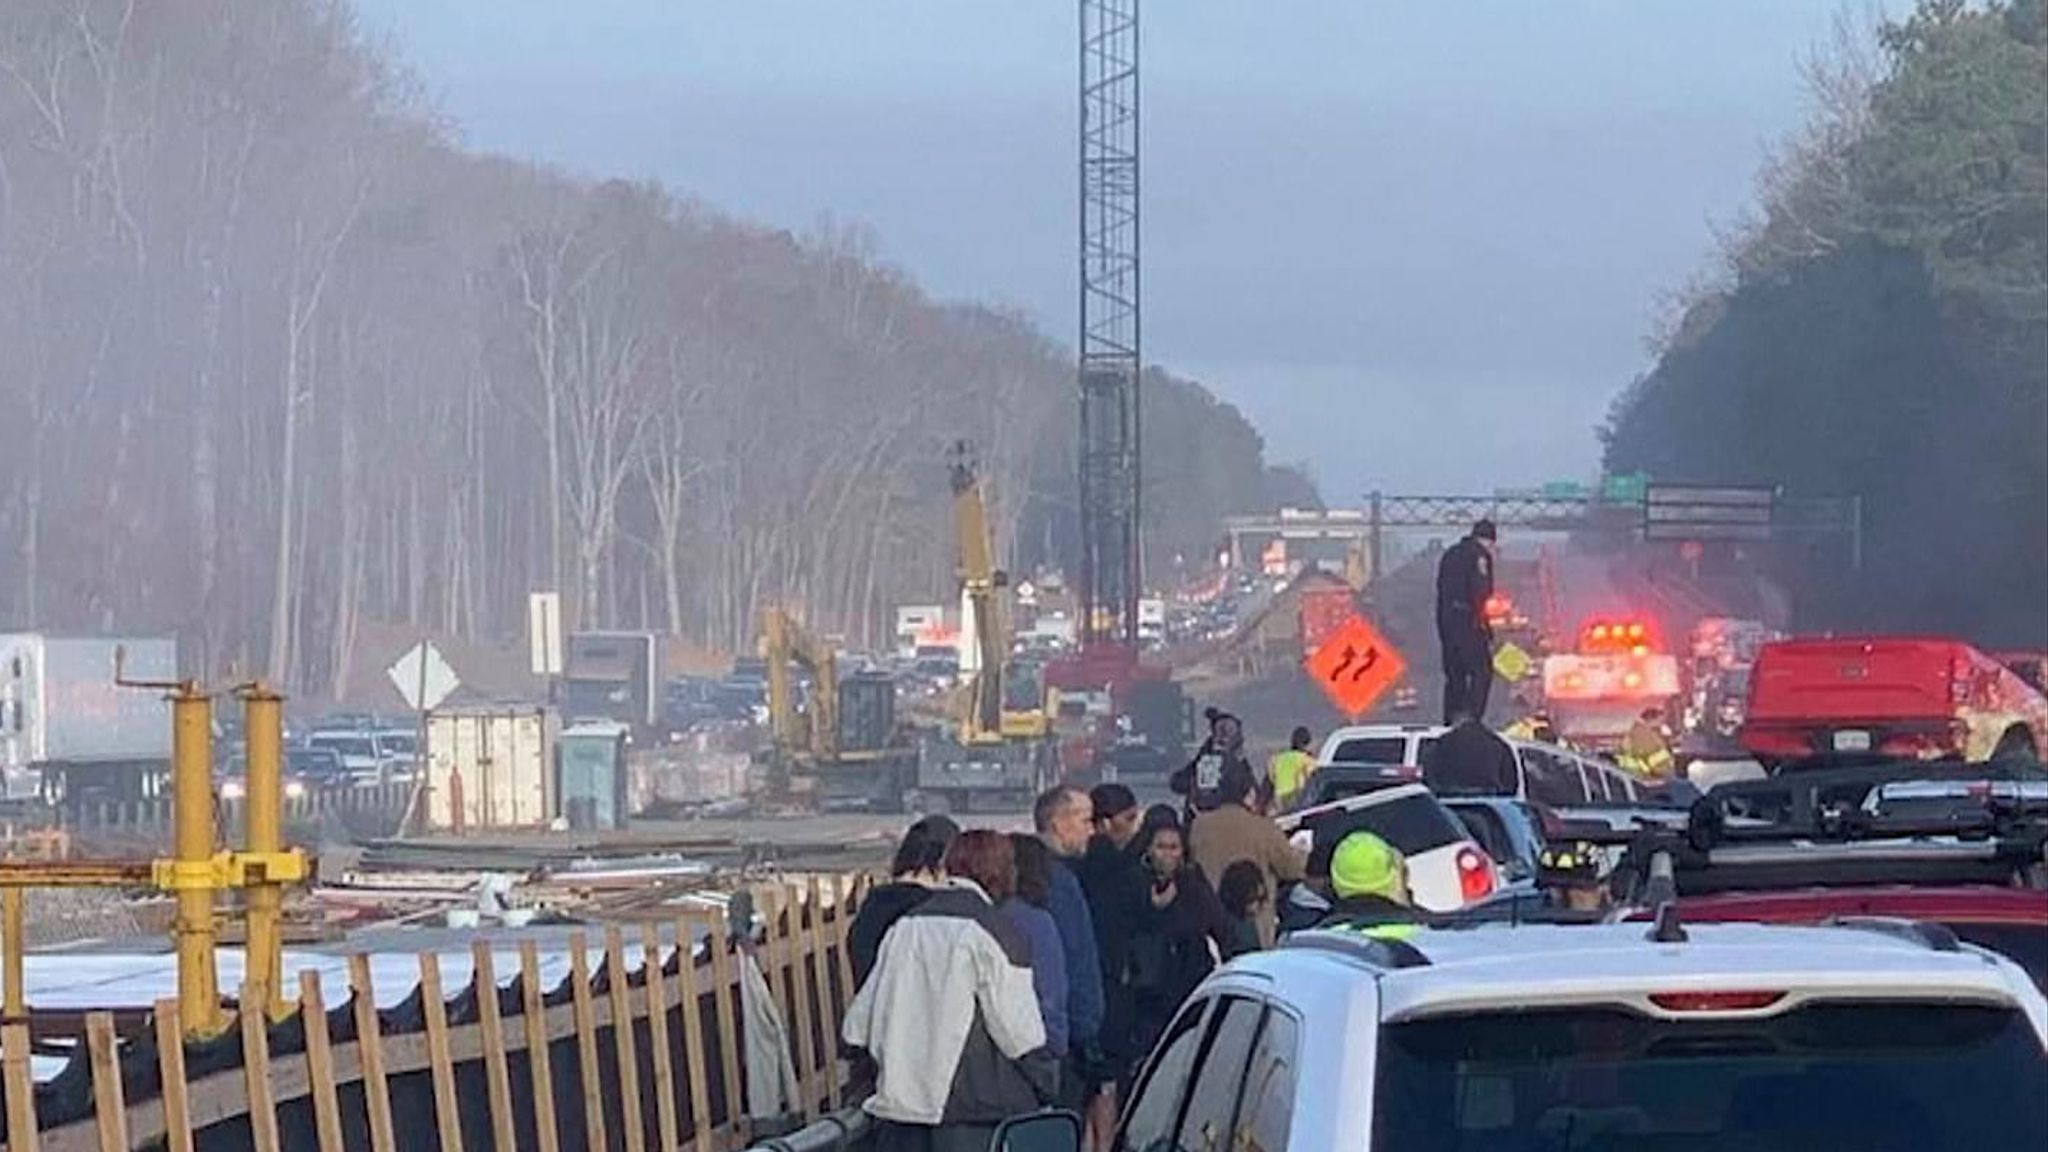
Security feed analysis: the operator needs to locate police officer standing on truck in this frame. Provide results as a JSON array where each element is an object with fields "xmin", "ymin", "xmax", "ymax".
[{"xmin": 1436, "ymin": 519, "xmax": 1498, "ymax": 724}]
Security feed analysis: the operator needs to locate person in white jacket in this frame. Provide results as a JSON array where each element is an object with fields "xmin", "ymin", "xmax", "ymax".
[{"xmin": 843, "ymin": 829, "xmax": 1059, "ymax": 1152}]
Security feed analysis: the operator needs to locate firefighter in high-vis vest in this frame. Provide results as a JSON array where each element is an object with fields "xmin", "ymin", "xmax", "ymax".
[
  {"xmin": 1618, "ymin": 707, "xmax": 1676, "ymax": 779},
  {"xmin": 1501, "ymin": 710, "xmax": 1560, "ymax": 745}
]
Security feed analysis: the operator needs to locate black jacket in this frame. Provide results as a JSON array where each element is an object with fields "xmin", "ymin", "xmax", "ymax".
[
  {"xmin": 1129, "ymin": 865, "xmax": 1229, "ymax": 1012},
  {"xmin": 848, "ymin": 880, "xmax": 933, "ymax": 988},
  {"xmin": 1435, "ymin": 536, "xmax": 1494, "ymax": 639},
  {"xmin": 1170, "ymin": 739, "xmax": 1250, "ymax": 818},
  {"xmin": 1423, "ymin": 720, "xmax": 1520, "ymax": 797},
  {"xmin": 1315, "ymin": 893, "xmax": 1417, "ymax": 930},
  {"xmin": 1076, "ymin": 835, "xmax": 1156, "ymax": 1064}
]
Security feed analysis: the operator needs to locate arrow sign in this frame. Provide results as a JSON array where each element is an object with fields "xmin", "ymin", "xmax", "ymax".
[
  {"xmin": 1304, "ymin": 614, "xmax": 1408, "ymax": 718},
  {"xmin": 388, "ymin": 642, "xmax": 460, "ymax": 712}
]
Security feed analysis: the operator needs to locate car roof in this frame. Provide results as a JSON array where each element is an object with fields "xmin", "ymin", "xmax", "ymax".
[{"xmin": 1237, "ymin": 921, "xmax": 2045, "ymax": 1033}]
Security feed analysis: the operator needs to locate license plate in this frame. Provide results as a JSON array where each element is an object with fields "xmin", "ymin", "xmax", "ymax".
[{"xmin": 1832, "ymin": 730, "xmax": 1872, "ymax": 752}]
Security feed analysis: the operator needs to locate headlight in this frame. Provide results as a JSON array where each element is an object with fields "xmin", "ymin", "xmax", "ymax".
[
  {"xmin": 285, "ymin": 780, "xmax": 307, "ymax": 800},
  {"xmin": 221, "ymin": 780, "xmax": 246, "ymax": 800}
]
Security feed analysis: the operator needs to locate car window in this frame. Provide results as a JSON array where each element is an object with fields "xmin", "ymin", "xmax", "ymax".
[
  {"xmin": 1949, "ymin": 923, "xmax": 2048, "ymax": 993},
  {"xmin": 1521, "ymin": 748, "xmax": 1590, "ymax": 807},
  {"xmin": 1328, "ymin": 736, "xmax": 1407, "ymax": 764},
  {"xmin": 1238, "ymin": 1010, "xmax": 1298, "ymax": 1152},
  {"xmin": 1117, "ymin": 999, "xmax": 1211, "ymax": 1152},
  {"xmin": 1303, "ymin": 793, "xmax": 1465, "ymax": 876},
  {"xmin": 1596, "ymin": 759, "xmax": 1639, "ymax": 802},
  {"xmin": 1174, "ymin": 997, "xmax": 1263, "ymax": 1152},
  {"xmin": 1452, "ymin": 805, "xmax": 1516, "ymax": 868},
  {"xmin": 1372, "ymin": 1003, "xmax": 2045, "ymax": 1150}
]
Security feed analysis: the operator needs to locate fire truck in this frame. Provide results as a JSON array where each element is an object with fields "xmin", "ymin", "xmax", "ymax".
[{"xmin": 1538, "ymin": 617, "xmax": 1682, "ymax": 753}]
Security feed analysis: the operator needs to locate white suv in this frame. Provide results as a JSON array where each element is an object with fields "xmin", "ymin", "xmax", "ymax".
[{"xmin": 1098, "ymin": 919, "xmax": 2048, "ymax": 1151}]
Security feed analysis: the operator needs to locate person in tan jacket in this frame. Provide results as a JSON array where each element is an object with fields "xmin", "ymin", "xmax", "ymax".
[{"xmin": 1189, "ymin": 762, "xmax": 1306, "ymax": 947}]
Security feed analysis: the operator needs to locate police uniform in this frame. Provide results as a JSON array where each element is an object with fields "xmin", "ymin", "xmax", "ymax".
[{"xmin": 1435, "ymin": 524, "xmax": 1497, "ymax": 723}]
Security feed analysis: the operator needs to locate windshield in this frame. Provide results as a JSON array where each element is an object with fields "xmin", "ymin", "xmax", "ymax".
[
  {"xmin": 1329, "ymin": 736, "xmax": 1410, "ymax": 765},
  {"xmin": 1374, "ymin": 1003, "xmax": 2047, "ymax": 1151},
  {"xmin": 1299, "ymin": 793, "xmax": 1466, "ymax": 876},
  {"xmin": 308, "ymin": 734, "xmax": 376, "ymax": 759}
]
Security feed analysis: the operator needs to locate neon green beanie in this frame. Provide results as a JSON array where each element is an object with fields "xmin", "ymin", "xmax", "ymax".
[{"xmin": 1330, "ymin": 831, "xmax": 1402, "ymax": 900}]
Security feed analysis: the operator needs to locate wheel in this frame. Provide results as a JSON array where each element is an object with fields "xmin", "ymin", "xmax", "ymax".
[{"xmin": 1991, "ymin": 727, "xmax": 2038, "ymax": 763}]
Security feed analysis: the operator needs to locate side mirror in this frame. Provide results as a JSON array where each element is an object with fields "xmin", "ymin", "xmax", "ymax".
[{"xmin": 991, "ymin": 1110, "xmax": 1084, "ymax": 1152}]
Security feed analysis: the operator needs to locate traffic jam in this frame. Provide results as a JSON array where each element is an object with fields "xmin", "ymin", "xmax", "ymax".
[{"xmin": 955, "ymin": 553, "xmax": 2048, "ymax": 1152}]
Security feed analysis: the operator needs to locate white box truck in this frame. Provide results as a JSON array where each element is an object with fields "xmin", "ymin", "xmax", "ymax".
[{"xmin": 0, "ymin": 634, "xmax": 177, "ymax": 803}]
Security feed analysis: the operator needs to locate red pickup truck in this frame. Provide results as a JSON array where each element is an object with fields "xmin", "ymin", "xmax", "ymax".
[{"xmin": 1740, "ymin": 637, "xmax": 2047, "ymax": 766}]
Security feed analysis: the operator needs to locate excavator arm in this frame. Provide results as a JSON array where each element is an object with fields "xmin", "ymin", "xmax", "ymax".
[
  {"xmin": 952, "ymin": 448, "xmax": 1008, "ymax": 743},
  {"xmin": 760, "ymin": 606, "xmax": 839, "ymax": 762}
]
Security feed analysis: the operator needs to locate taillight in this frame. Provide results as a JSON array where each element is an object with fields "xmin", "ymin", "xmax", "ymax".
[
  {"xmin": 1648, "ymin": 990, "xmax": 1786, "ymax": 1013},
  {"xmin": 1456, "ymin": 845, "xmax": 1495, "ymax": 902}
]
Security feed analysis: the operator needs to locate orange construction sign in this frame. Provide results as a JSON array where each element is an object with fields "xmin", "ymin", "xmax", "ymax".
[{"xmin": 1304, "ymin": 614, "xmax": 1408, "ymax": 718}]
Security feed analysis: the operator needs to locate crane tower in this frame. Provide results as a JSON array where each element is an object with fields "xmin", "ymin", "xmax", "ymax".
[{"xmin": 1078, "ymin": 0, "xmax": 1141, "ymax": 648}]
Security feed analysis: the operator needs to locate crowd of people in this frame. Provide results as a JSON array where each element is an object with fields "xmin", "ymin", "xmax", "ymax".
[{"xmin": 839, "ymin": 701, "xmax": 1440, "ymax": 1152}]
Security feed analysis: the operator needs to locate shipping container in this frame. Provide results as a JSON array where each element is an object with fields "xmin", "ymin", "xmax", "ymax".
[{"xmin": 423, "ymin": 706, "xmax": 555, "ymax": 832}]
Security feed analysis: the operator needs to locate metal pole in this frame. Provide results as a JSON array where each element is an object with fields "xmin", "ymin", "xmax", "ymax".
[
  {"xmin": 1368, "ymin": 491, "xmax": 1385, "ymax": 595},
  {"xmin": 242, "ymin": 683, "xmax": 286, "ymax": 1021},
  {"xmin": 171, "ymin": 684, "xmax": 223, "ymax": 1036},
  {"xmin": 1, "ymin": 888, "xmax": 23, "ymax": 1023}
]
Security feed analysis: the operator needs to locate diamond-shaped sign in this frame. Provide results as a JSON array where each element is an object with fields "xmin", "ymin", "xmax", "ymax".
[
  {"xmin": 1493, "ymin": 641, "xmax": 1532, "ymax": 683},
  {"xmin": 1304, "ymin": 615, "xmax": 1408, "ymax": 719},
  {"xmin": 388, "ymin": 642, "xmax": 460, "ymax": 712}
]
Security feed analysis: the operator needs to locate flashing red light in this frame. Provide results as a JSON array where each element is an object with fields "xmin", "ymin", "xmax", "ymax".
[
  {"xmin": 1627, "ymin": 623, "xmax": 1646, "ymax": 640},
  {"xmin": 1590, "ymin": 624, "xmax": 1610, "ymax": 642},
  {"xmin": 1631, "ymin": 644, "xmax": 1651, "ymax": 658},
  {"xmin": 1456, "ymin": 846, "xmax": 1496, "ymax": 903},
  {"xmin": 1648, "ymin": 990, "xmax": 1787, "ymax": 1013},
  {"xmin": 1622, "ymin": 671, "xmax": 1645, "ymax": 691}
]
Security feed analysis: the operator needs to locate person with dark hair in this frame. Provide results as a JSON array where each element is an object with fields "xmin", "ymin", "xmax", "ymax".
[
  {"xmin": 1076, "ymin": 781, "xmax": 1154, "ymax": 1126},
  {"xmin": 1126, "ymin": 820, "xmax": 1230, "ymax": 1068},
  {"xmin": 1003, "ymin": 833, "xmax": 1069, "ymax": 1059},
  {"xmin": 1436, "ymin": 518, "xmax": 1499, "ymax": 723},
  {"xmin": 1170, "ymin": 708, "xmax": 1250, "ymax": 821},
  {"xmin": 1188, "ymin": 762, "xmax": 1305, "ymax": 948},
  {"xmin": 849, "ymin": 815, "xmax": 961, "ymax": 986},
  {"xmin": 1216, "ymin": 860, "xmax": 1268, "ymax": 960},
  {"xmin": 845, "ymin": 829, "xmax": 1056, "ymax": 1152}
]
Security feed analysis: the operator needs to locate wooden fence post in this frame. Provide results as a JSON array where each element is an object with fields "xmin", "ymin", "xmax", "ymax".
[
  {"xmin": 85, "ymin": 1013, "xmax": 128, "ymax": 1152},
  {"xmin": 152, "ymin": 1000, "xmax": 196, "ymax": 1152},
  {"xmin": 520, "ymin": 942, "xmax": 564, "ymax": 1152},
  {"xmin": 472, "ymin": 944, "xmax": 519, "ymax": 1152},
  {"xmin": 641, "ymin": 924, "xmax": 682, "ymax": 1152},
  {"xmin": 3, "ymin": 1021, "xmax": 39, "ymax": 1152},
  {"xmin": 604, "ymin": 927, "xmax": 648, "ymax": 1152},
  {"xmin": 347, "ymin": 955, "xmax": 398, "ymax": 1152},
  {"xmin": 699, "ymin": 910, "xmax": 745, "ymax": 1150},
  {"xmin": 418, "ymin": 953, "xmax": 466, "ymax": 1152},
  {"xmin": 298, "ymin": 971, "xmax": 346, "ymax": 1152},
  {"xmin": 674, "ymin": 918, "xmax": 716, "ymax": 1152},
  {"xmin": 239, "ymin": 992, "xmax": 281, "ymax": 1152},
  {"xmin": 805, "ymin": 877, "xmax": 840, "ymax": 1110},
  {"xmin": 570, "ymin": 934, "xmax": 611, "ymax": 1152}
]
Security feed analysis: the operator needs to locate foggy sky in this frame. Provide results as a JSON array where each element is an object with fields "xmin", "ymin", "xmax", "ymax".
[{"xmin": 354, "ymin": 0, "xmax": 1889, "ymax": 502}]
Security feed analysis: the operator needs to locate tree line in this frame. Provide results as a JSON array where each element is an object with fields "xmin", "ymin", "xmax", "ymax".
[
  {"xmin": 0, "ymin": 0, "xmax": 1312, "ymax": 696},
  {"xmin": 1603, "ymin": 0, "xmax": 2047, "ymax": 643}
]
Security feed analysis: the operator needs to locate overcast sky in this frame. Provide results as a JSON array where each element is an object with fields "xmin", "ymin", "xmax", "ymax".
[{"xmin": 355, "ymin": 0, "xmax": 1886, "ymax": 502}]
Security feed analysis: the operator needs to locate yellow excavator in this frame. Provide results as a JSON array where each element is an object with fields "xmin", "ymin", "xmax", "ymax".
[
  {"xmin": 758, "ymin": 605, "xmax": 915, "ymax": 811},
  {"xmin": 910, "ymin": 446, "xmax": 1060, "ymax": 815}
]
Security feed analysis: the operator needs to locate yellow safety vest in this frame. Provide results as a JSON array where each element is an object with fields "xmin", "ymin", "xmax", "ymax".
[{"xmin": 1269, "ymin": 749, "xmax": 1315, "ymax": 804}]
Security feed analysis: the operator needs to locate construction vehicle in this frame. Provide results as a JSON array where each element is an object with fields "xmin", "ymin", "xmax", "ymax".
[
  {"xmin": 910, "ymin": 449, "xmax": 1061, "ymax": 814},
  {"xmin": 758, "ymin": 605, "xmax": 918, "ymax": 812}
]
